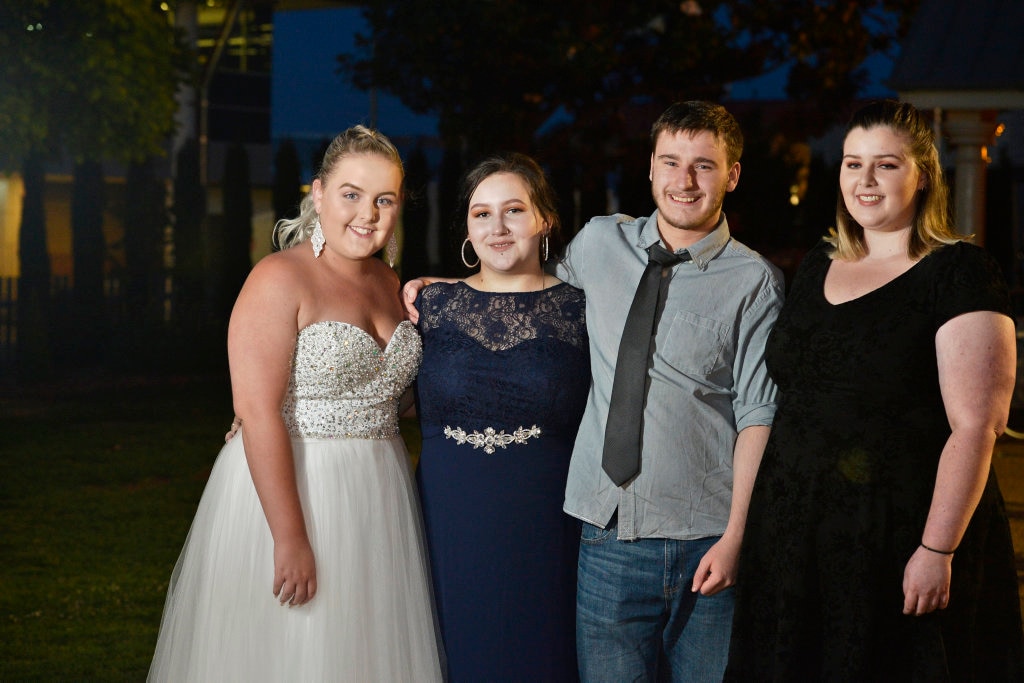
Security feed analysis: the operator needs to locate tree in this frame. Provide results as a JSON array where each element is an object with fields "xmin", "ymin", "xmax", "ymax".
[
  {"xmin": 121, "ymin": 156, "xmax": 169, "ymax": 368},
  {"xmin": 339, "ymin": 0, "xmax": 919, "ymax": 233},
  {"xmin": 172, "ymin": 137, "xmax": 207, "ymax": 345},
  {"xmin": 0, "ymin": 0, "xmax": 188, "ymax": 373},
  {"xmin": 219, "ymin": 141, "xmax": 252, "ymax": 324},
  {"xmin": 272, "ymin": 138, "xmax": 303, "ymax": 235},
  {"xmin": 401, "ymin": 144, "xmax": 432, "ymax": 279}
]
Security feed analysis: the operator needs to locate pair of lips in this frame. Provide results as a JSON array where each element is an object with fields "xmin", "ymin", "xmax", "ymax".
[{"xmin": 669, "ymin": 193, "xmax": 700, "ymax": 204}]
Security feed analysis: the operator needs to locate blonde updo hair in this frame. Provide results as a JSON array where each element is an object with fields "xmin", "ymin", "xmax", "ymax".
[
  {"xmin": 274, "ymin": 125, "xmax": 404, "ymax": 250},
  {"xmin": 826, "ymin": 100, "xmax": 959, "ymax": 260}
]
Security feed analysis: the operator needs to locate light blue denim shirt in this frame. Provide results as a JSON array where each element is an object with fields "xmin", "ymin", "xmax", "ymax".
[{"xmin": 554, "ymin": 211, "xmax": 784, "ymax": 541}]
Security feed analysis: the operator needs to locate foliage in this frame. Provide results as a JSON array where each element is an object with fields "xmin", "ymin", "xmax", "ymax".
[
  {"xmin": 219, "ymin": 142, "xmax": 253, "ymax": 323},
  {"xmin": 272, "ymin": 138, "xmax": 304, "ymax": 230},
  {"xmin": 0, "ymin": 0, "xmax": 189, "ymax": 169},
  {"xmin": 339, "ymin": 0, "xmax": 918, "ymax": 156}
]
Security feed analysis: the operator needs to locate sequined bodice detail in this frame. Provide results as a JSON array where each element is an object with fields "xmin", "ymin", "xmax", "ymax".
[{"xmin": 281, "ymin": 320, "xmax": 422, "ymax": 439}]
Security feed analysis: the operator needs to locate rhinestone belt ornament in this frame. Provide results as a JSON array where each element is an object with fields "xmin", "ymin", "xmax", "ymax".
[{"xmin": 443, "ymin": 425, "xmax": 542, "ymax": 454}]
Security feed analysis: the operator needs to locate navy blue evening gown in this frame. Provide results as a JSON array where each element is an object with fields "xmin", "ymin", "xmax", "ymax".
[{"xmin": 415, "ymin": 281, "xmax": 589, "ymax": 683}]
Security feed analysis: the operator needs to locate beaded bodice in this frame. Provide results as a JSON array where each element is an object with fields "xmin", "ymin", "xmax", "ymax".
[{"xmin": 281, "ymin": 320, "xmax": 422, "ymax": 439}]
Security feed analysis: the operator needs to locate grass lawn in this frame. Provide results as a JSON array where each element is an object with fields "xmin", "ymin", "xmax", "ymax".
[{"xmin": 0, "ymin": 374, "xmax": 423, "ymax": 681}]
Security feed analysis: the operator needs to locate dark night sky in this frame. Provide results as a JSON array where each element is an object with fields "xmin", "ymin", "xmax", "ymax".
[{"xmin": 270, "ymin": 8, "xmax": 899, "ymax": 148}]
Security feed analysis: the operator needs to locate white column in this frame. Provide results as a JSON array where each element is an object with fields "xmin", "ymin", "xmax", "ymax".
[{"xmin": 944, "ymin": 109, "xmax": 997, "ymax": 245}]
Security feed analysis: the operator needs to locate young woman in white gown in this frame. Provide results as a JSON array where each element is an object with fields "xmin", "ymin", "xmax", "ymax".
[{"xmin": 148, "ymin": 126, "xmax": 445, "ymax": 682}]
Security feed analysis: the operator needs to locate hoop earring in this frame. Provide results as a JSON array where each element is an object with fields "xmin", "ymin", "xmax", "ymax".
[
  {"xmin": 385, "ymin": 233, "xmax": 399, "ymax": 267},
  {"xmin": 542, "ymin": 234, "xmax": 549, "ymax": 262},
  {"xmin": 311, "ymin": 217, "xmax": 325, "ymax": 258},
  {"xmin": 461, "ymin": 238, "xmax": 480, "ymax": 269}
]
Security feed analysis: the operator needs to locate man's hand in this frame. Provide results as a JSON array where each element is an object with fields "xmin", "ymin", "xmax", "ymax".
[{"xmin": 691, "ymin": 533, "xmax": 741, "ymax": 596}]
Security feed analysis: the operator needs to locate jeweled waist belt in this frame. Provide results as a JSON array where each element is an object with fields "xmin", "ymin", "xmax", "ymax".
[{"xmin": 443, "ymin": 425, "xmax": 541, "ymax": 454}]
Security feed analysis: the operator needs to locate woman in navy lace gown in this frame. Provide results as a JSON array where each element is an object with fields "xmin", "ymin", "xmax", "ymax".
[
  {"xmin": 414, "ymin": 153, "xmax": 589, "ymax": 682},
  {"xmin": 727, "ymin": 101, "xmax": 1023, "ymax": 680}
]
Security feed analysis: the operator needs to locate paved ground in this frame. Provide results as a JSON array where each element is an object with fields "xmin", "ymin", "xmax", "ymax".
[{"xmin": 992, "ymin": 435, "xmax": 1024, "ymax": 612}]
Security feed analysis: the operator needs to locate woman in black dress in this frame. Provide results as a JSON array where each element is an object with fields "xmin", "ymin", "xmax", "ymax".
[{"xmin": 727, "ymin": 100, "xmax": 1023, "ymax": 681}]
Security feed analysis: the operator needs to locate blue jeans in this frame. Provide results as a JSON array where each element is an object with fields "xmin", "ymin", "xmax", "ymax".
[{"xmin": 576, "ymin": 523, "xmax": 734, "ymax": 683}]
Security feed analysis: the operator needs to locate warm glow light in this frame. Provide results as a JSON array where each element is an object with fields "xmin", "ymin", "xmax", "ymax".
[{"xmin": 995, "ymin": 123, "xmax": 1006, "ymax": 137}]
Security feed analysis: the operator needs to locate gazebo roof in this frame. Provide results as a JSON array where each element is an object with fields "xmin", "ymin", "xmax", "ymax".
[{"xmin": 888, "ymin": 0, "xmax": 1024, "ymax": 109}]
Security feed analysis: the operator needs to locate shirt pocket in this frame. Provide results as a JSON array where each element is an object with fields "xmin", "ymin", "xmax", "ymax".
[{"xmin": 658, "ymin": 310, "xmax": 728, "ymax": 377}]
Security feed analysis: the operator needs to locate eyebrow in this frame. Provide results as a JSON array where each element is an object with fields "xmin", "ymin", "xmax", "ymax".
[
  {"xmin": 339, "ymin": 182, "xmax": 398, "ymax": 197},
  {"xmin": 656, "ymin": 153, "xmax": 718, "ymax": 165},
  {"xmin": 842, "ymin": 152, "xmax": 904, "ymax": 160},
  {"xmin": 470, "ymin": 198, "xmax": 528, "ymax": 210}
]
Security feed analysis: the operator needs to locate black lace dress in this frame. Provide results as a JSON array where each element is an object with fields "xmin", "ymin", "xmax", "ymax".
[
  {"xmin": 727, "ymin": 241, "xmax": 1024, "ymax": 681},
  {"xmin": 414, "ymin": 281, "xmax": 589, "ymax": 683}
]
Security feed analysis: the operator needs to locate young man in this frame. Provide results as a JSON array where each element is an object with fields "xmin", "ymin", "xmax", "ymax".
[{"xmin": 556, "ymin": 101, "xmax": 783, "ymax": 681}]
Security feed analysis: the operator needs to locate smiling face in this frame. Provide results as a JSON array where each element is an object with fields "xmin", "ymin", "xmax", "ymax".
[
  {"xmin": 466, "ymin": 171, "xmax": 548, "ymax": 277},
  {"xmin": 649, "ymin": 129, "xmax": 740, "ymax": 247},
  {"xmin": 840, "ymin": 125, "xmax": 924, "ymax": 236},
  {"xmin": 311, "ymin": 153, "xmax": 402, "ymax": 261}
]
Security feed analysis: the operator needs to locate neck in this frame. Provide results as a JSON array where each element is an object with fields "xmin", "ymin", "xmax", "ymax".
[
  {"xmin": 862, "ymin": 227, "xmax": 912, "ymax": 261},
  {"xmin": 469, "ymin": 268, "xmax": 548, "ymax": 293},
  {"xmin": 656, "ymin": 212, "xmax": 721, "ymax": 252}
]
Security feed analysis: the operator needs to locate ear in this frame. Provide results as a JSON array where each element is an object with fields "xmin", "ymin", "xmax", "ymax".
[
  {"xmin": 311, "ymin": 178, "xmax": 324, "ymax": 213},
  {"xmin": 726, "ymin": 161, "xmax": 741, "ymax": 192}
]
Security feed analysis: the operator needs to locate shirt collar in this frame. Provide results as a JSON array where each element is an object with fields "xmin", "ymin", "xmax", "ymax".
[{"xmin": 637, "ymin": 210, "xmax": 731, "ymax": 271}]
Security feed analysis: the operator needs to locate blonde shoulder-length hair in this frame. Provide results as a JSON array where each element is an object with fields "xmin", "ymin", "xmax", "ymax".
[{"xmin": 826, "ymin": 100, "xmax": 960, "ymax": 261}]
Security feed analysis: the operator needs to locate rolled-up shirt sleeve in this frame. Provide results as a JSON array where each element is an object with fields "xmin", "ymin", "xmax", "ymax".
[{"xmin": 732, "ymin": 271, "xmax": 784, "ymax": 431}]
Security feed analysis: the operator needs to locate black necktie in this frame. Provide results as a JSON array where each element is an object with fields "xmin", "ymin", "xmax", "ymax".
[{"xmin": 602, "ymin": 243, "xmax": 690, "ymax": 486}]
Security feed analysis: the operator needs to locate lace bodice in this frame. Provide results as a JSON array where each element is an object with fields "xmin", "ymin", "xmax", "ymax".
[
  {"xmin": 415, "ymin": 282, "xmax": 589, "ymax": 438},
  {"xmin": 418, "ymin": 281, "xmax": 588, "ymax": 352},
  {"xmin": 281, "ymin": 320, "xmax": 422, "ymax": 439}
]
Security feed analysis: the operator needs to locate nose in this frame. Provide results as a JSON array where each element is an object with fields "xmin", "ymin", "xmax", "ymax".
[
  {"xmin": 682, "ymin": 166, "xmax": 698, "ymax": 189},
  {"xmin": 359, "ymin": 197, "xmax": 379, "ymax": 222},
  {"xmin": 491, "ymin": 216, "xmax": 510, "ymax": 235},
  {"xmin": 858, "ymin": 166, "xmax": 877, "ymax": 186}
]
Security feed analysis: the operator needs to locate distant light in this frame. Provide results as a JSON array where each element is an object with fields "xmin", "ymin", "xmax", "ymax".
[
  {"xmin": 680, "ymin": 1, "xmax": 702, "ymax": 16},
  {"xmin": 789, "ymin": 195, "xmax": 800, "ymax": 206},
  {"xmin": 160, "ymin": 2, "xmax": 170, "ymax": 10},
  {"xmin": 995, "ymin": 123, "xmax": 1006, "ymax": 137},
  {"xmin": 26, "ymin": 23, "xmax": 43, "ymax": 31}
]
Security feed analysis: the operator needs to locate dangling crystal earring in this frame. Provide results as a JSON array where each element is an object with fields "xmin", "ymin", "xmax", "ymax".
[
  {"xmin": 310, "ymin": 217, "xmax": 325, "ymax": 258},
  {"xmin": 542, "ymin": 234, "xmax": 549, "ymax": 262},
  {"xmin": 460, "ymin": 238, "xmax": 480, "ymax": 268},
  {"xmin": 386, "ymin": 233, "xmax": 399, "ymax": 267}
]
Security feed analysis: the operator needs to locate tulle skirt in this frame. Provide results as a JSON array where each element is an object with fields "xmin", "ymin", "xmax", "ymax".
[{"xmin": 148, "ymin": 432, "xmax": 445, "ymax": 682}]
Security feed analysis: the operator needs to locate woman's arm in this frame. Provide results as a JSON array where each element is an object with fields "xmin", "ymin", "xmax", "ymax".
[
  {"xmin": 228, "ymin": 257, "xmax": 317, "ymax": 607},
  {"xmin": 902, "ymin": 310, "xmax": 1015, "ymax": 615}
]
